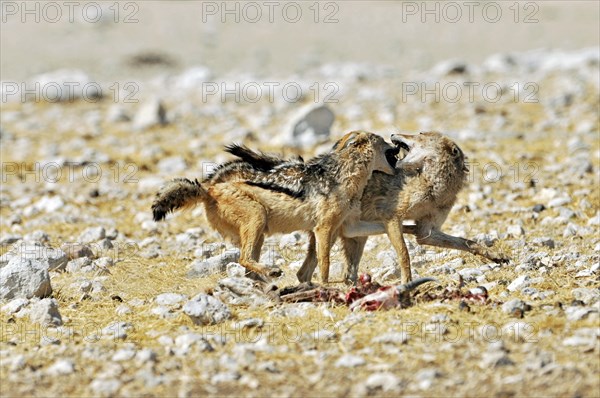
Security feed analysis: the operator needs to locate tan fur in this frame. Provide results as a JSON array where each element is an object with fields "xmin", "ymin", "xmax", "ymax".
[
  {"xmin": 152, "ymin": 131, "xmax": 397, "ymax": 281},
  {"xmin": 297, "ymin": 131, "xmax": 509, "ymax": 284}
]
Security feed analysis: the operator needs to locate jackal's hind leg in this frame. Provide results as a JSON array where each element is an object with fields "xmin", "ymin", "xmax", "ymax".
[
  {"xmin": 296, "ymin": 232, "xmax": 317, "ymax": 283},
  {"xmin": 415, "ymin": 227, "xmax": 510, "ymax": 264},
  {"xmin": 238, "ymin": 210, "xmax": 282, "ymax": 279},
  {"xmin": 251, "ymin": 234, "xmax": 264, "ymax": 262},
  {"xmin": 342, "ymin": 236, "xmax": 367, "ymax": 285}
]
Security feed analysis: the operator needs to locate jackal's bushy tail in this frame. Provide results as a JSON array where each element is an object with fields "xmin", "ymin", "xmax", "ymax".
[{"xmin": 152, "ymin": 178, "xmax": 206, "ymax": 222}]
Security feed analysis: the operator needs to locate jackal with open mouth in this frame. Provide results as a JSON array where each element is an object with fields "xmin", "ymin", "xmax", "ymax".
[
  {"xmin": 297, "ymin": 131, "xmax": 510, "ymax": 284},
  {"xmin": 152, "ymin": 131, "xmax": 399, "ymax": 282}
]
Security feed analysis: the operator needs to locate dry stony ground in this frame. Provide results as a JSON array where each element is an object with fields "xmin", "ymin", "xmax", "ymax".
[{"xmin": 1, "ymin": 49, "xmax": 599, "ymax": 397}]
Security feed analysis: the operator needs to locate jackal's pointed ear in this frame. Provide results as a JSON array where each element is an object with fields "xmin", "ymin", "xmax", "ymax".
[
  {"xmin": 451, "ymin": 145, "xmax": 462, "ymax": 159},
  {"xmin": 451, "ymin": 144, "xmax": 468, "ymax": 172},
  {"xmin": 334, "ymin": 131, "xmax": 360, "ymax": 151}
]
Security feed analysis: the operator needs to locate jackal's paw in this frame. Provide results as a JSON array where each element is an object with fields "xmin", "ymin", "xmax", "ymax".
[
  {"xmin": 246, "ymin": 271, "xmax": 270, "ymax": 283},
  {"xmin": 487, "ymin": 250, "xmax": 510, "ymax": 264},
  {"xmin": 342, "ymin": 273, "xmax": 357, "ymax": 286},
  {"xmin": 246, "ymin": 267, "xmax": 282, "ymax": 282},
  {"xmin": 343, "ymin": 266, "xmax": 361, "ymax": 286},
  {"xmin": 267, "ymin": 267, "xmax": 283, "ymax": 278}
]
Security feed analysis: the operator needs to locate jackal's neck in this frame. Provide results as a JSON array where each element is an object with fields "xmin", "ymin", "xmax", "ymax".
[
  {"xmin": 422, "ymin": 158, "xmax": 466, "ymax": 204},
  {"xmin": 333, "ymin": 149, "xmax": 374, "ymax": 199}
]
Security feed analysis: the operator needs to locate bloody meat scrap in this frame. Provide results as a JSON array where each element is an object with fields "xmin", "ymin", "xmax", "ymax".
[{"xmin": 279, "ymin": 274, "xmax": 437, "ymax": 311}]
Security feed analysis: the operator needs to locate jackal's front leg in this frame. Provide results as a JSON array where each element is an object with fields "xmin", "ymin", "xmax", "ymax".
[
  {"xmin": 314, "ymin": 225, "xmax": 335, "ymax": 283},
  {"xmin": 296, "ymin": 232, "xmax": 317, "ymax": 283}
]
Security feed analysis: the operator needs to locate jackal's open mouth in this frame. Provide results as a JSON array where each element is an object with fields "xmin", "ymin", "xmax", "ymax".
[
  {"xmin": 390, "ymin": 136, "xmax": 412, "ymax": 162},
  {"xmin": 394, "ymin": 138, "xmax": 411, "ymax": 152},
  {"xmin": 398, "ymin": 141, "xmax": 410, "ymax": 152},
  {"xmin": 392, "ymin": 134, "xmax": 414, "ymax": 161},
  {"xmin": 385, "ymin": 146, "xmax": 400, "ymax": 168}
]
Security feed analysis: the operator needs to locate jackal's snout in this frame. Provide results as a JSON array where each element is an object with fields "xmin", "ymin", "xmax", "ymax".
[
  {"xmin": 390, "ymin": 133, "xmax": 419, "ymax": 167},
  {"xmin": 391, "ymin": 134, "xmax": 415, "ymax": 152}
]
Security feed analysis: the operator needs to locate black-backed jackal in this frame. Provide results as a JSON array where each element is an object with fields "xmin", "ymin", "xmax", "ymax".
[
  {"xmin": 152, "ymin": 131, "xmax": 399, "ymax": 282},
  {"xmin": 297, "ymin": 131, "xmax": 510, "ymax": 284}
]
